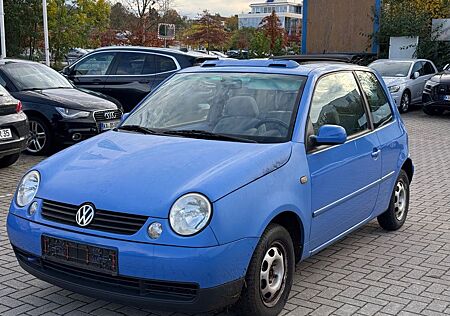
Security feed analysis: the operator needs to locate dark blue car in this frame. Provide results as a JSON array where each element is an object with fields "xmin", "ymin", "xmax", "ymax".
[{"xmin": 8, "ymin": 59, "xmax": 413, "ymax": 315}]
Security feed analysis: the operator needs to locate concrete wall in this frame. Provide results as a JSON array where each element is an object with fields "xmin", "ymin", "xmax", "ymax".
[{"xmin": 302, "ymin": 0, "xmax": 380, "ymax": 54}]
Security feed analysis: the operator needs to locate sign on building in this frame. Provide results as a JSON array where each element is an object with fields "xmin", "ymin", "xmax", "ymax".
[
  {"xmin": 389, "ymin": 36, "xmax": 419, "ymax": 59},
  {"xmin": 432, "ymin": 19, "xmax": 450, "ymax": 41},
  {"xmin": 158, "ymin": 23, "xmax": 176, "ymax": 40}
]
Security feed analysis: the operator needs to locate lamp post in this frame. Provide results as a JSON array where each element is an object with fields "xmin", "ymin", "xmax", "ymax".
[
  {"xmin": 43, "ymin": 0, "xmax": 50, "ymax": 66},
  {"xmin": 0, "ymin": 0, "xmax": 6, "ymax": 58}
]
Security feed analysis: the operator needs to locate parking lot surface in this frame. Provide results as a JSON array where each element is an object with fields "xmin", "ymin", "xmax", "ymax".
[{"xmin": 1, "ymin": 110, "xmax": 450, "ymax": 316}]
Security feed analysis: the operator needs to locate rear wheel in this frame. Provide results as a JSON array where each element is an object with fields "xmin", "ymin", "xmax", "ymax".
[
  {"xmin": 235, "ymin": 224, "xmax": 294, "ymax": 316},
  {"xmin": 27, "ymin": 116, "xmax": 52, "ymax": 155},
  {"xmin": 378, "ymin": 170, "xmax": 410, "ymax": 231},
  {"xmin": 399, "ymin": 92, "xmax": 410, "ymax": 113},
  {"xmin": 0, "ymin": 153, "xmax": 20, "ymax": 168}
]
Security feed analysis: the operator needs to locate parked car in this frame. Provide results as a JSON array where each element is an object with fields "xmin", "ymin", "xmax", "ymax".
[
  {"xmin": 0, "ymin": 85, "xmax": 28, "ymax": 168},
  {"xmin": 0, "ymin": 59, "xmax": 122, "ymax": 155},
  {"xmin": 65, "ymin": 48, "xmax": 90, "ymax": 65},
  {"xmin": 369, "ymin": 59, "xmax": 438, "ymax": 112},
  {"xmin": 62, "ymin": 47, "xmax": 217, "ymax": 112},
  {"xmin": 8, "ymin": 59, "xmax": 413, "ymax": 315},
  {"xmin": 422, "ymin": 67, "xmax": 450, "ymax": 115}
]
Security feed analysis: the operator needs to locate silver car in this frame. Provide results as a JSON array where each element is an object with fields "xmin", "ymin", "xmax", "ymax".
[{"xmin": 369, "ymin": 59, "xmax": 438, "ymax": 112}]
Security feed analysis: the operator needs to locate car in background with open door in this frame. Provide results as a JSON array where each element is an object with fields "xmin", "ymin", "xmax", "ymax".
[
  {"xmin": 369, "ymin": 59, "xmax": 438, "ymax": 113},
  {"xmin": 62, "ymin": 47, "xmax": 217, "ymax": 113}
]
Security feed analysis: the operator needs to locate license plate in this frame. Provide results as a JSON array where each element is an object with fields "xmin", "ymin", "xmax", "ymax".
[
  {"xmin": 0, "ymin": 128, "xmax": 12, "ymax": 140},
  {"xmin": 42, "ymin": 235, "xmax": 118, "ymax": 275},
  {"xmin": 99, "ymin": 120, "xmax": 120, "ymax": 131},
  {"xmin": 443, "ymin": 95, "xmax": 450, "ymax": 101}
]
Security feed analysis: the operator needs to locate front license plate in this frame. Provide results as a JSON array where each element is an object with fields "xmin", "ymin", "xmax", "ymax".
[
  {"xmin": 443, "ymin": 95, "xmax": 450, "ymax": 101},
  {"xmin": 100, "ymin": 120, "xmax": 120, "ymax": 131},
  {"xmin": 42, "ymin": 235, "xmax": 118, "ymax": 275},
  {"xmin": 0, "ymin": 128, "xmax": 12, "ymax": 140}
]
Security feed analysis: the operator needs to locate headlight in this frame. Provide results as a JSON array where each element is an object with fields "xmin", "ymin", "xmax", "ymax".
[
  {"xmin": 388, "ymin": 85, "xmax": 401, "ymax": 93},
  {"xmin": 56, "ymin": 107, "xmax": 90, "ymax": 119},
  {"xmin": 16, "ymin": 170, "xmax": 40, "ymax": 207},
  {"xmin": 169, "ymin": 193, "xmax": 212, "ymax": 236}
]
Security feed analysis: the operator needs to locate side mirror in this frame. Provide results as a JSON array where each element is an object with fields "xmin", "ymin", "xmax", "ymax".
[
  {"xmin": 411, "ymin": 71, "xmax": 420, "ymax": 79},
  {"xmin": 120, "ymin": 112, "xmax": 130, "ymax": 124},
  {"xmin": 311, "ymin": 125, "xmax": 347, "ymax": 145},
  {"xmin": 62, "ymin": 66, "xmax": 72, "ymax": 76}
]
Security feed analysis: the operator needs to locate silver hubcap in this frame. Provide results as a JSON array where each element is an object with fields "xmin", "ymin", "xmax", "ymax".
[
  {"xmin": 394, "ymin": 181, "xmax": 407, "ymax": 220},
  {"xmin": 27, "ymin": 121, "xmax": 47, "ymax": 153},
  {"xmin": 401, "ymin": 94, "xmax": 409, "ymax": 111},
  {"xmin": 260, "ymin": 243, "xmax": 287, "ymax": 307}
]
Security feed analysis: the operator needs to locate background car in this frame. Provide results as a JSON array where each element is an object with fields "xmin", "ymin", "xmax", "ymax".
[
  {"xmin": 0, "ymin": 59, "xmax": 122, "ymax": 155},
  {"xmin": 0, "ymin": 85, "xmax": 28, "ymax": 168},
  {"xmin": 65, "ymin": 48, "xmax": 91, "ymax": 65},
  {"xmin": 62, "ymin": 47, "xmax": 217, "ymax": 112},
  {"xmin": 422, "ymin": 67, "xmax": 450, "ymax": 115},
  {"xmin": 369, "ymin": 59, "xmax": 438, "ymax": 112}
]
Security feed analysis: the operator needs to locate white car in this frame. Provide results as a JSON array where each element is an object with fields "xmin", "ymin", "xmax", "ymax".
[{"xmin": 369, "ymin": 59, "xmax": 438, "ymax": 112}]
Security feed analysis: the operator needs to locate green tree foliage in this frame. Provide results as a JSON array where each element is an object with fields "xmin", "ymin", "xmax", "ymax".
[
  {"xmin": 376, "ymin": 0, "xmax": 450, "ymax": 67},
  {"xmin": 183, "ymin": 11, "xmax": 229, "ymax": 51},
  {"xmin": 249, "ymin": 31, "xmax": 270, "ymax": 58}
]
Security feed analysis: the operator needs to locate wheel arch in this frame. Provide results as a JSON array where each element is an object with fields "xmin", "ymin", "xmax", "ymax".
[
  {"xmin": 401, "ymin": 158, "xmax": 414, "ymax": 183},
  {"xmin": 23, "ymin": 110, "xmax": 52, "ymax": 127},
  {"xmin": 268, "ymin": 211, "xmax": 304, "ymax": 263}
]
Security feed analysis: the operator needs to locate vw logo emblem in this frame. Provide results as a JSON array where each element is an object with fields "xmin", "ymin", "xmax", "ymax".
[
  {"xmin": 76, "ymin": 204, "xmax": 95, "ymax": 227},
  {"xmin": 104, "ymin": 111, "xmax": 116, "ymax": 120}
]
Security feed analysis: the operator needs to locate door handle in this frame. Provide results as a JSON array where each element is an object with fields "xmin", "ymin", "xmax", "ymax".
[
  {"xmin": 92, "ymin": 79, "xmax": 102, "ymax": 85},
  {"xmin": 371, "ymin": 148, "xmax": 381, "ymax": 159},
  {"xmin": 139, "ymin": 79, "xmax": 151, "ymax": 84}
]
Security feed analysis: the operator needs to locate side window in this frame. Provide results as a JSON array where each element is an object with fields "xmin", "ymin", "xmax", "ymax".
[
  {"xmin": 423, "ymin": 62, "xmax": 436, "ymax": 75},
  {"xmin": 411, "ymin": 62, "xmax": 425, "ymax": 77},
  {"xmin": 73, "ymin": 53, "xmax": 115, "ymax": 76},
  {"xmin": 155, "ymin": 55, "xmax": 178, "ymax": 73},
  {"xmin": 356, "ymin": 71, "xmax": 393, "ymax": 128},
  {"xmin": 114, "ymin": 53, "xmax": 145, "ymax": 75},
  {"xmin": 309, "ymin": 72, "xmax": 368, "ymax": 138}
]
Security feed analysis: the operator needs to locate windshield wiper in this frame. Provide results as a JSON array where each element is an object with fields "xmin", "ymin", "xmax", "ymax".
[
  {"xmin": 162, "ymin": 130, "xmax": 257, "ymax": 143},
  {"xmin": 115, "ymin": 125, "xmax": 160, "ymax": 135}
]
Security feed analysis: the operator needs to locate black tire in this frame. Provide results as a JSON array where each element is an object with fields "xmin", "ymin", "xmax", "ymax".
[
  {"xmin": 0, "ymin": 153, "xmax": 20, "ymax": 168},
  {"xmin": 378, "ymin": 170, "xmax": 410, "ymax": 231},
  {"xmin": 423, "ymin": 106, "xmax": 444, "ymax": 116},
  {"xmin": 26, "ymin": 116, "xmax": 53, "ymax": 156},
  {"xmin": 234, "ymin": 224, "xmax": 295, "ymax": 316},
  {"xmin": 399, "ymin": 91, "xmax": 411, "ymax": 113}
]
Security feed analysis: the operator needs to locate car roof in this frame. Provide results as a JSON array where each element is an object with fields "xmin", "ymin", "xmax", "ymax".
[
  {"xmin": 371, "ymin": 59, "xmax": 429, "ymax": 63},
  {"xmin": 93, "ymin": 46, "xmax": 200, "ymax": 57},
  {"xmin": 0, "ymin": 58, "xmax": 41, "ymax": 66},
  {"xmin": 179, "ymin": 59, "xmax": 371, "ymax": 77}
]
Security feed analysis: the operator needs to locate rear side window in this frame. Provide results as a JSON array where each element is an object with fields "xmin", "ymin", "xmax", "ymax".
[
  {"xmin": 115, "ymin": 53, "xmax": 146, "ymax": 75},
  {"xmin": 155, "ymin": 55, "xmax": 178, "ymax": 73},
  {"xmin": 356, "ymin": 71, "xmax": 393, "ymax": 128},
  {"xmin": 74, "ymin": 53, "xmax": 115, "ymax": 76},
  {"xmin": 309, "ymin": 72, "xmax": 368, "ymax": 137}
]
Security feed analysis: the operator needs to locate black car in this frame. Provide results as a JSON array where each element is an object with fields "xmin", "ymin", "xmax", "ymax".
[
  {"xmin": 422, "ymin": 69, "xmax": 450, "ymax": 115},
  {"xmin": 0, "ymin": 85, "xmax": 28, "ymax": 168},
  {"xmin": 0, "ymin": 59, "xmax": 122, "ymax": 155},
  {"xmin": 62, "ymin": 47, "xmax": 216, "ymax": 112}
]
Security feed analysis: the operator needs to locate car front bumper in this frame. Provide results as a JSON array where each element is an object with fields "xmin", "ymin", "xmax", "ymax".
[
  {"xmin": 7, "ymin": 213, "xmax": 257, "ymax": 312},
  {"xmin": 422, "ymin": 94, "xmax": 450, "ymax": 110},
  {"xmin": 53, "ymin": 119, "xmax": 118, "ymax": 145}
]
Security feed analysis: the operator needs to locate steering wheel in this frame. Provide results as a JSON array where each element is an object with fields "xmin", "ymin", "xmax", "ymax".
[{"xmin": 254, "ymin": 118, "xmax": 289, "ymax": 134}]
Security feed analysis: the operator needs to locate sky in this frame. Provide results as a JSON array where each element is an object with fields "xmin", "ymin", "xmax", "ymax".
[{"xmin": 174, "ymin": 0, "xmax": 254, "ymax": 17}]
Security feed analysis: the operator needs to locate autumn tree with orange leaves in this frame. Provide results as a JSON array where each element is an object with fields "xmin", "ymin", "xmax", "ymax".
[{"xmin": 258, "ymin": 11, "xmax": 287, "ymax": 55}]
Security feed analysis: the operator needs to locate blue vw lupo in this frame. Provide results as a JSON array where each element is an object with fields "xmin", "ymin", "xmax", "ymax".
[{"xmin": 8, "ymin": 59, "xmax": 413, "ymax": 315}]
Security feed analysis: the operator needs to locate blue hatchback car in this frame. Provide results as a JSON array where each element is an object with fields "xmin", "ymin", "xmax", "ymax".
[{"xmin": 8, "ymin": 59, "xmax": 413, "ymax": 315}]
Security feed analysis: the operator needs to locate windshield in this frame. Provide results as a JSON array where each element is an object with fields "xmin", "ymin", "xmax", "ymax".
[
  {"xmin": 370, "ymin": 61, "xmax": 412, "ymax": 77},
  {"xmin": 2, "ymin": 63, "xmax": 73, "ymax": 91},
  {"xmin": 123, "ymin": 72, "xmax": 306, "ymax": 143}
]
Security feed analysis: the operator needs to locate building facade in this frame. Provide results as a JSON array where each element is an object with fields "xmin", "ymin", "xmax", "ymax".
[{"xmin": 238, "ymin": 0, "xmax": 303, "ymax": 35}]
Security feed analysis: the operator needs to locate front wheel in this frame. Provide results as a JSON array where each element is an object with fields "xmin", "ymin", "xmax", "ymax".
[
  {"xmin": 27, "ymin": 117, "xmax": 52, "ymax": 155},
  {"xmin": 399, "ymin": 92, "xmax": 411, "ymax": 113},
  {"xmin": 234, "ymin": 224, "xmax": 295, "ymax": 316},
  {"xmin": 378, "ymin": 170, "xmax": 410, "ymax": 231}
]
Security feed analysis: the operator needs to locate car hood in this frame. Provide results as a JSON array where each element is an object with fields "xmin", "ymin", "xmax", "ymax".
[
  {"xmin": 13, "ymin": 88, "xmax": 117, "ymax": 111},
  {"xmin": 429, "ymin": 71, "xmax": 450, "ymax": 83},
  {"xmin": 35, "ymin": 131, "xmax": 292, "ymax": 217},
  {"xmin": 382, "ymin": 77, "xmax": 408, "ymax": 87}
]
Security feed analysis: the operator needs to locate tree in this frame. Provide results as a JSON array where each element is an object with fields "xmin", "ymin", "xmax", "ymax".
[
  {"xmin": 249, "ymin": 31, "xmax": 270, "ymax": 58},
  {"xmin": 258, "ymin": 11, "xmax": 287, "ymax": 55},
  {"xmin": 230, "ymin": 27, "xmax": 255, "ymax": 50},
  {"xmin": 184, "ymin": 11, "xmax": 229, "ymax": 51}
]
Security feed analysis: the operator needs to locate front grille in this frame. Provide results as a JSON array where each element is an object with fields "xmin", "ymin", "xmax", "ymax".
[
  {"xmin": 436, "ymin": 84, "xmax": 450, "ymax": 95},
  {"xmin": 41, "ymin": 200, "xmax": 148, "ymax": 235},
  {"xmin": 14, "ymin": 247, "xmax": 199, "ymax": 302},
  {"xmin": 0, "ymin": 104, "xmax": 16, "ymax": 115},
  {"xmin": 94, "ymin": 109, "xmax": 122, "ymax": 122}
]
